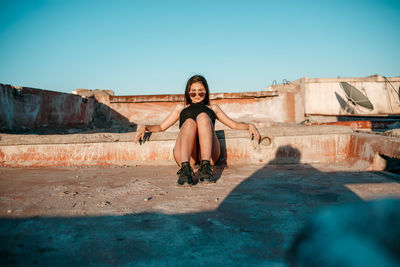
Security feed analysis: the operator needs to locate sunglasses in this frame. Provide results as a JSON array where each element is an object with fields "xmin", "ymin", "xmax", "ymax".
[{"xmin": 189, "ymin": 92, "xmax": 206, "ymax": 97}]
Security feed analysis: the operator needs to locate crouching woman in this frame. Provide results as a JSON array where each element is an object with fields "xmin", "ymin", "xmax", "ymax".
[{"xmin": 134, "ymin": 75, "xmax": 260, "ymax": 185}]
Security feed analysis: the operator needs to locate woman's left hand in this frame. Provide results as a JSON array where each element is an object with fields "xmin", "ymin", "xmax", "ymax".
[{"xmin": 249, "ymin": 124, "xmax": 261, "ymax": 143}]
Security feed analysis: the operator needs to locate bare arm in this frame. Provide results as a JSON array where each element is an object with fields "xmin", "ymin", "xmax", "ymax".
[
  {"xmin": 212, "ymin": 104, "xmax": 261, "ymax": 142},
  {"xmin": 134, "ymin": 103, "xmax": 183, "ymax": 143}
]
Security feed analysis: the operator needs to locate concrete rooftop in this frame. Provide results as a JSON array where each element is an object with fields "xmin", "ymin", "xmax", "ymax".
[{"xmin": 1, "ymin": 163, "xmax": 400, "ymax": 266}]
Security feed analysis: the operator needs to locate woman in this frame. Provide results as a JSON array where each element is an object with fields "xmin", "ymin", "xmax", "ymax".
[{"xmin": 134, "ymin": 75, "xmax": 260, "ymax": 185}]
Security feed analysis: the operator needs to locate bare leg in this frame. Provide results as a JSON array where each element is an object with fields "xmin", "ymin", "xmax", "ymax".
[
  {"xmin": 196, "ymin": 113, "xmax": 220, "ymax": 165},
  {"xmin": 173, "ymin": 119, "xmax": 198, "ymax": 167}
]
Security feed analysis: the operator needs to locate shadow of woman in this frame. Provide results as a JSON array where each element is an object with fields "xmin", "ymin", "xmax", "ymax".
[{"xmin": 207, "ymin": 145, "xmax": 370, "ymax": 263}]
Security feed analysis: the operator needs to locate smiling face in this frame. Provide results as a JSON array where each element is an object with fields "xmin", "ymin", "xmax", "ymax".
[
  {"xmin": 184, "ymin": 75, "xmax": 210, "ymax": 105},
  {"xmin": 189, "ymin": 82, "xmax": 206, "ymax": 103}
]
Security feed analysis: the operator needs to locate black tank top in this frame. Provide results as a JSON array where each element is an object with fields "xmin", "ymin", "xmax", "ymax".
[{"xmin": 179, "ymin": 103, "xmax": 216, "ymax": 128}]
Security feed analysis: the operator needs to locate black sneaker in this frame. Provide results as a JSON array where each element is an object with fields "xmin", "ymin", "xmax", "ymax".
[
  {"xmin": 177, "ymin": 163, "xmax": 194, "ymax": 185},
  {"xmin": 199, "ymin": 160, "xmax": 214, "ymax": 183}
]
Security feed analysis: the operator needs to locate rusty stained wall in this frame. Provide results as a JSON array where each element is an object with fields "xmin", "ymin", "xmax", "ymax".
[
  {"xmin": 223, "ymin": 133, "xmax": 351, "ymax": 165},
  {"xmin": 2, "ymin": 131, "xmax": 398, "ymax": 168},
  {"xmin": 0, "ymin": 82, "xmax": 303, "ymax": 132},
  {"xmin": 301, "ymin": 75, "xmax": 400, "ymax": 115},
  {"xmin": 96, "ymin": 89, "xmax": 303, "ymax": 130},
  {"xmin": 0, "ymin": 132, "xmax": 351, "ymax": 167},
  {"xmin": 0, "ymin": 84, "xmax": 94, "ymax": 131},
  {"xmin": 3, "ymin": 75, "xmax": 399, "ymax": 132},
  {"xmin": 345, "ymin": 132, "xmax": 400, "ymax": 171},
  {"xmin": 0, "ymin": 141, "xmax": 175, "ymax": 167}
]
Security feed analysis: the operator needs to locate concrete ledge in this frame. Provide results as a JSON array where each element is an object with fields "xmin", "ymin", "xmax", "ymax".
[
  {"xmin": 0, "ymin": 126, "xmax": 354, "ymax": 167},
  {"xmin": 0, "ymin": 125, "xmax": 352, "ymax": 146},
  {"xmin": 109, "ymin": 91, "xmax": 279, "ymax": 103},
  {"xmin": 346, "ymin": 132, "xmax": 400, "ymax": 171}
]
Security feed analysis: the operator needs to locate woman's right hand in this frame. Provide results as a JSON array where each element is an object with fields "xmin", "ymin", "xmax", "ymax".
[{"xmin": 134, "ymin": 125, "xmax": 146, "ymax": 144}]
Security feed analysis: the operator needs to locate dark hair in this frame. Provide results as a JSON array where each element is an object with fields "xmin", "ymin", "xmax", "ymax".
[{"xmin": 184, "ymin": 75, "xmax": 211, "ymax": 105}]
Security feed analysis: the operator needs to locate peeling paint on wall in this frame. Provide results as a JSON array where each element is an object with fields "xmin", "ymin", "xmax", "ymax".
[{"xmin": 0, "ymin": 84, "xmax": 95, "ymax": 132}]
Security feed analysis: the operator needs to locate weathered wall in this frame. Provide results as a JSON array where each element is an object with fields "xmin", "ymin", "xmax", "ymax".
[
  {"xmin": 0, "ymin": 84, "xmax": 94, "ymax": 131},
  {"xmin": 2, "ymin": 75, "xmax": 398, "ymax": 133},
  {"xmin": 300, "ymin": 75, "xmax": 400, "ymax": 115},
  {"xmin": 3, "ymin": 126, "xmax": 398, "ymax": 169},
  {"xmin": 345, "ymin": 132, "xmax": 400, "ymax": 171},
  {"xmin": 266, "ymin": 83, "xmax": 305, "ymax": 123},
  {"xmin": 0, "ymin": 126, "xmax": 353, "ymax": 167},
  {"xmin": 1, "ymin": 83, "xmax": 303, "ymax": 132},
  {"xmin": 96, "ymin": 87, "xmax": 303, "ymax": 131}
]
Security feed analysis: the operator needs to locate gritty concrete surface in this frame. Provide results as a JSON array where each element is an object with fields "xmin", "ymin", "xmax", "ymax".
[
  {"xmin": 0, "ymin": 125, "xmax": 352, "ymax": 145},
  {"xmin": 1, "ymin": 163, "xmax": 400, "ymax": 266}
]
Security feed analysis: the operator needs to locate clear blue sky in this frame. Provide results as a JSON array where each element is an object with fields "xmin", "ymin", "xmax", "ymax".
[{"xmin": 1, "ymin": 0, "xmax": 399, "ymax": 95}]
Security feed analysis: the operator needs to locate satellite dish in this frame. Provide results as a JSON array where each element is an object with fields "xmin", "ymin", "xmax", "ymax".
[{"xmin": 340, "ymin": 82, "xmax": 374, "ymax": 111}]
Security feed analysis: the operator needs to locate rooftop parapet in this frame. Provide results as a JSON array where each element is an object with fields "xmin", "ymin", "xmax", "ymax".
[
  {"xmin": 1, "ymin": 125, "xmax": 399, "ymax": 172},
  {"xmin": 1, "ymin": 74, "xmax": 399, "ymax": 134}
]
